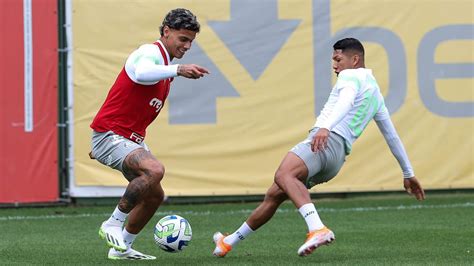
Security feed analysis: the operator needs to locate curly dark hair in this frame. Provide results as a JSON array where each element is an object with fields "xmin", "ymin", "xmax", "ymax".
[{"xmin": 159, "ymin": 8, "xmax": 200, "ymax": 36}]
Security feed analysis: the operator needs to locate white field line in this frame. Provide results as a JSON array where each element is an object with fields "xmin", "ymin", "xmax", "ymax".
[{"xmin": 0, "ymin": 202, "xmax": 472, "ymax": 222}]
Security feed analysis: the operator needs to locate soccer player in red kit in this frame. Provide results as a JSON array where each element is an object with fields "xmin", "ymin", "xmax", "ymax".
[{"xmin": 90, "ymin": 8, "xmax": 209, "ymax": 260}]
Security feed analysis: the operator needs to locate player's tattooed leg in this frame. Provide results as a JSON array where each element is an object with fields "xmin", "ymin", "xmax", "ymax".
[
  {"xmin": 118, "ymin": 149, "xmax": 160, "ymax": 213},
  {"xmin": 122, "ymin": 149, "xmax": 153, "ymax": 181},
  {"xmin": 118, "ymin": 177, "xmax": 149, "ymax": 213}
]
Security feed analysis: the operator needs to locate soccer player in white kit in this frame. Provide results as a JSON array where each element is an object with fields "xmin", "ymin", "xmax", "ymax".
[{"xmin": 212, "ymin": 38, "xmax": 425, "ymax": 257}]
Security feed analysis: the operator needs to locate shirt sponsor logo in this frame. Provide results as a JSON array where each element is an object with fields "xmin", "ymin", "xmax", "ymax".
[
  {"xmin": 130, "ymin": 132, "xmax": 144, "ymax": 144},
  {"xmin": 149, "ymin": 98, "xmax": 163, "ymax": 113}
]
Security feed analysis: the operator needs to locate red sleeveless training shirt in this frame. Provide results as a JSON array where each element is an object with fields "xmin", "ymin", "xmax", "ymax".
[{"xmin": 90, "ymin": 42, "xmax": 172, "ymax": 143}]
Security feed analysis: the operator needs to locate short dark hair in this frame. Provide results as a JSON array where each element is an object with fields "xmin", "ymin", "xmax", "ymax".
[
  {"xmin": 333, "ymin": 38, "xmax": 364, "ymax": 56},
  {"xmin": 159, "ymin": 8, "xmax": 200, "ymax": 36}
]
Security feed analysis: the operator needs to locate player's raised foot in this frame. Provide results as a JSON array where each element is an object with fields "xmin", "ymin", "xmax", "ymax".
[
  {"xmin": 212, "ymin": 232, "xmax": 232, "ymax": 257},
  {"xmin": 108, "ymin": 248, "xmax": 156, "ymax": 260},
  {"xmin": 297, "ymin": 226, "xmax": 335, "ymax": 256},
  {"xmin": 98, "ymin": 221, "xmax": 127, "ymax": 252}
]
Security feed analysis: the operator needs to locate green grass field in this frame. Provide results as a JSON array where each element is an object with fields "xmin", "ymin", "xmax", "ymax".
[{"xmin": 1, "ymin": 192, "xmax": 473, "ymax": 265}]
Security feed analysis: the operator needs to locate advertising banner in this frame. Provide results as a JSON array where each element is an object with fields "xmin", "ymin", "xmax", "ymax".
[
  {"xmin": 71, "ymin": 0, "xmax": 473, "ymax": 196},
  {"xmin": 0, "ymin": 0, "xmax": 58, "ymax": 203}
]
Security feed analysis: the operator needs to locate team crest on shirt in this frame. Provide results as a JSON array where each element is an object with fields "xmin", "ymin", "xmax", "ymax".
[{"xmin": 149, "ymin": 98, "xmax": 163, "ymax": 113}]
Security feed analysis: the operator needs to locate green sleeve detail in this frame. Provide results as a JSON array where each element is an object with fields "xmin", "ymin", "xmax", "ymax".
[
  {"xmin": 132, "ymin": 46, "xmax": 163, "ymax": 66},
  {"xmin": 349, "ymin": 90, "xmax": 381, "ymax": 137}
]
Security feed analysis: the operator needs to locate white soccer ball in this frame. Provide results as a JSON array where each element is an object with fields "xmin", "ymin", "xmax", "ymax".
[{"xmin": 154, "ymin": 215, "xmax": 192, "ymax": 252}]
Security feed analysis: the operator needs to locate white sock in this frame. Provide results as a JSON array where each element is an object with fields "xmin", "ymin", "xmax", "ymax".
[
  {"xmin": 224, "ymin": 222, "xmax": 255, "ymax": 246},
  {"xmin": 122, "ymin": 228, "xmax": 137, "ymax": 250},
  {"xmin": 298, "ymin": 203, "xmax": 324, "ymax": 231},
  {"xmin": 106, "ymin": 206, "xmax": 128, "ymax": 226}
]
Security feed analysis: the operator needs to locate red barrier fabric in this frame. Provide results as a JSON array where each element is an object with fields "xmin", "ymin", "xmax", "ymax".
[{"xmin": 0, "ymin": 0, "xmax": 58, "ymax": 203}]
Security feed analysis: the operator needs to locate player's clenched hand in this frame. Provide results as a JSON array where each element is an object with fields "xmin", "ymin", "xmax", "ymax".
[
  {"xmin": 311, "ymin": 128, "xmax": 330, "ymax": 152},
  {"xmin": 403, "ymin": 177, "xmax": 425, "ymax": 201},
  {"xmin": 177, "ymin": 64, "xmax": 210, "ymax": 79}
]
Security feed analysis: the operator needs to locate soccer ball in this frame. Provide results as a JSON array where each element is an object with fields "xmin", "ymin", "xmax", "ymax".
[{"xmin": 154, "ymin": 215, "xmax": 192, "ymax": 252}]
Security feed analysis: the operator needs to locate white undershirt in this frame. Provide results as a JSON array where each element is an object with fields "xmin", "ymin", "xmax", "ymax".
[{"xmin": 124, "ymin": 41, "xmax": 179, "ymax": 85}]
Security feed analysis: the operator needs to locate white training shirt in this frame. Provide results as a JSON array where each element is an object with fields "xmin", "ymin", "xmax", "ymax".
[
  {"xmin": 314, "ymin": 68, "xmax": 415, "ymax": 178},
  {"xmin": 124, "ymin": 40, "xmax": 179, "ymax": 85}
]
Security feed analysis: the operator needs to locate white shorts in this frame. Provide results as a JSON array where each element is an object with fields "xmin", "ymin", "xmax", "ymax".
[
  {"xmin": 290, "ymin": 128, "xmax": 347, "ymax": 188},
  {"xmin": 91, "ymin": 130, "xmax": 149, "ymax": 172}
]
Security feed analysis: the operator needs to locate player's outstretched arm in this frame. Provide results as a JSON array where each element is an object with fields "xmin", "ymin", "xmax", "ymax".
[
  {"xmin": 177, "ymin": 64, "xmax": 210, "ymax": 79},
  {"xmin": 375, "ymin": 117, "xmax": 425, "ymax": 200},
  {"xmin": 403, "ymin": 176, "xmax": 425, "ymax": 201}
]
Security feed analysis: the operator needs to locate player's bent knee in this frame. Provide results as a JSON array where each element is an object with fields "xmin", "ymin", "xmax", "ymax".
[
  {"xmin": 274, "ymin": 167, "xmax": 304, "ymax": 187},
  {"xmin": 147, "ymin": 163, "xmax": 165, "ymax": 183},
  {"xmin": 273, "ymin": 170, "xmax": 289, "ymax": 187},
  {"xmin": 265, "ymin": 187, "xmax": 287, "ymax": 203}
]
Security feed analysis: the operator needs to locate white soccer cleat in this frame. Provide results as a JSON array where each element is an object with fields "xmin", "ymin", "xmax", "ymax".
[
  {"xmin": 107, "ymin": 248, "xmax": 156, "ymax": 260},
  {"xmin": 98, "ymin": 221, "xmax": 127, "ymax": 252},
  {"xmin": 297, "ymin": 226, "xmax": 335, "ymax": 256},
  {"xmin": 212, "ymin": 232, "xmax": 232, "ymax": 257}
]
